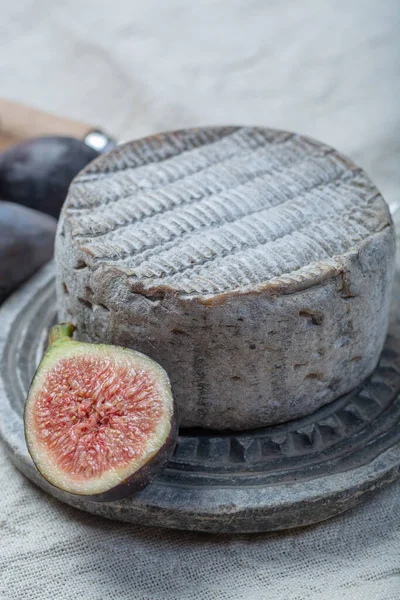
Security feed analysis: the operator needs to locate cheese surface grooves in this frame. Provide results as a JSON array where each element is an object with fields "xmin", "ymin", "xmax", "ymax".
[
  {"xmin": 56, "ymin": 127, "xmax": 395, "ymax": 430},
  {"xmin": 66, "ymin": 128, "xmax": 386, "ymax": 296}
]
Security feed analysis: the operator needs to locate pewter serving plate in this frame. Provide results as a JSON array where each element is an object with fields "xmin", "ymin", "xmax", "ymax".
[{"xmin": 1, "ymin": 261, "xmax": 400, "ymax": 533}]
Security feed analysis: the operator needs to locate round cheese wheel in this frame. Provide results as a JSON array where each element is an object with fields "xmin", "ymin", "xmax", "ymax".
[{"xmin": 55, "ymin": 127, "xmax": 395, "ymax": 430}]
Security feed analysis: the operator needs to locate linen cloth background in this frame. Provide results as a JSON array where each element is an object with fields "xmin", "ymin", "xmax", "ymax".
[{"xmin": 0, "ymin": 1, "xmax": 399, "ymax": 598}]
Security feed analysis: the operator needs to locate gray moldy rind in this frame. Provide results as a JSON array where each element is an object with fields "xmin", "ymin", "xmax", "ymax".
[{"xmin": 55, "ymin": 126, "xmax": 396, "ymax": 430}]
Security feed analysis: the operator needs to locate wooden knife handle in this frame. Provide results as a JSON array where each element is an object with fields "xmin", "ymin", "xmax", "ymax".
[{"xmin": 0, "ymin": 98, "xmax": 94, "ymax": 151}]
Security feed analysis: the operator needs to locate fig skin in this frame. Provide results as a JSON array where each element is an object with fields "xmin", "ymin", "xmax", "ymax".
[
  {"xmin": 0, "ymin": 136, "xmax": 99, "ymax": 218},
  {"xmin": 0, "ymin": 201, "xmax": 56, "ymax": 303},
  {"xmin": 24, "ymin": 324, "xmax": 178, "ymax": 502}
]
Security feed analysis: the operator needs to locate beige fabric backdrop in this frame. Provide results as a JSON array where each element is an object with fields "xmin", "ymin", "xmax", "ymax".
[{"xmin": 0, "ymin": 1, "xmax": 399, "ymax": 598}]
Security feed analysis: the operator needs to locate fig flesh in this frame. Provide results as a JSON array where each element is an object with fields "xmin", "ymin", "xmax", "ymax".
[
  {"xmin": 24, "ymin": 324, "xmax": 177, "ymax": 501},
  {"xmin": 0, "ymin": 136, "xmax": 99, "ymax": 218}
]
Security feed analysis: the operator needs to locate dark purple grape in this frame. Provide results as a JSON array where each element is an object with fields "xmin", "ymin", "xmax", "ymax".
[
  {"xmin": 0, "ymin": 201, "xmax": 57, "ymax": 302},
  {"xmin": 0, "ymin": 136, "xmax": 99, "ymax": 218}
]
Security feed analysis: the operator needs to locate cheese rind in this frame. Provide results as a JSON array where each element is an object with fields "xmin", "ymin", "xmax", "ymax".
[{"xmin": 56, "ymin": 127, "xmax": 395, "ymax": 430}]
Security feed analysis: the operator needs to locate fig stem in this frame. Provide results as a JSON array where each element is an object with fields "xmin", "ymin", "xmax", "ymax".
[{"xmin": 48, "ymin": 323, "xmax": 76, "ymax": 347}]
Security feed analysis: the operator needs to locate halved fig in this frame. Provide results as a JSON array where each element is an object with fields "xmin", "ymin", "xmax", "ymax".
[{"xmin": 24, "ymin": 323, "xmax": 177, "ymax": 502}]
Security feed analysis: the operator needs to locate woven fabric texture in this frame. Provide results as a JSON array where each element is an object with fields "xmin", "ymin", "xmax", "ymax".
[{"xmin": 0, "ymin": 440, "xmax": 399, "ymax": 600}]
